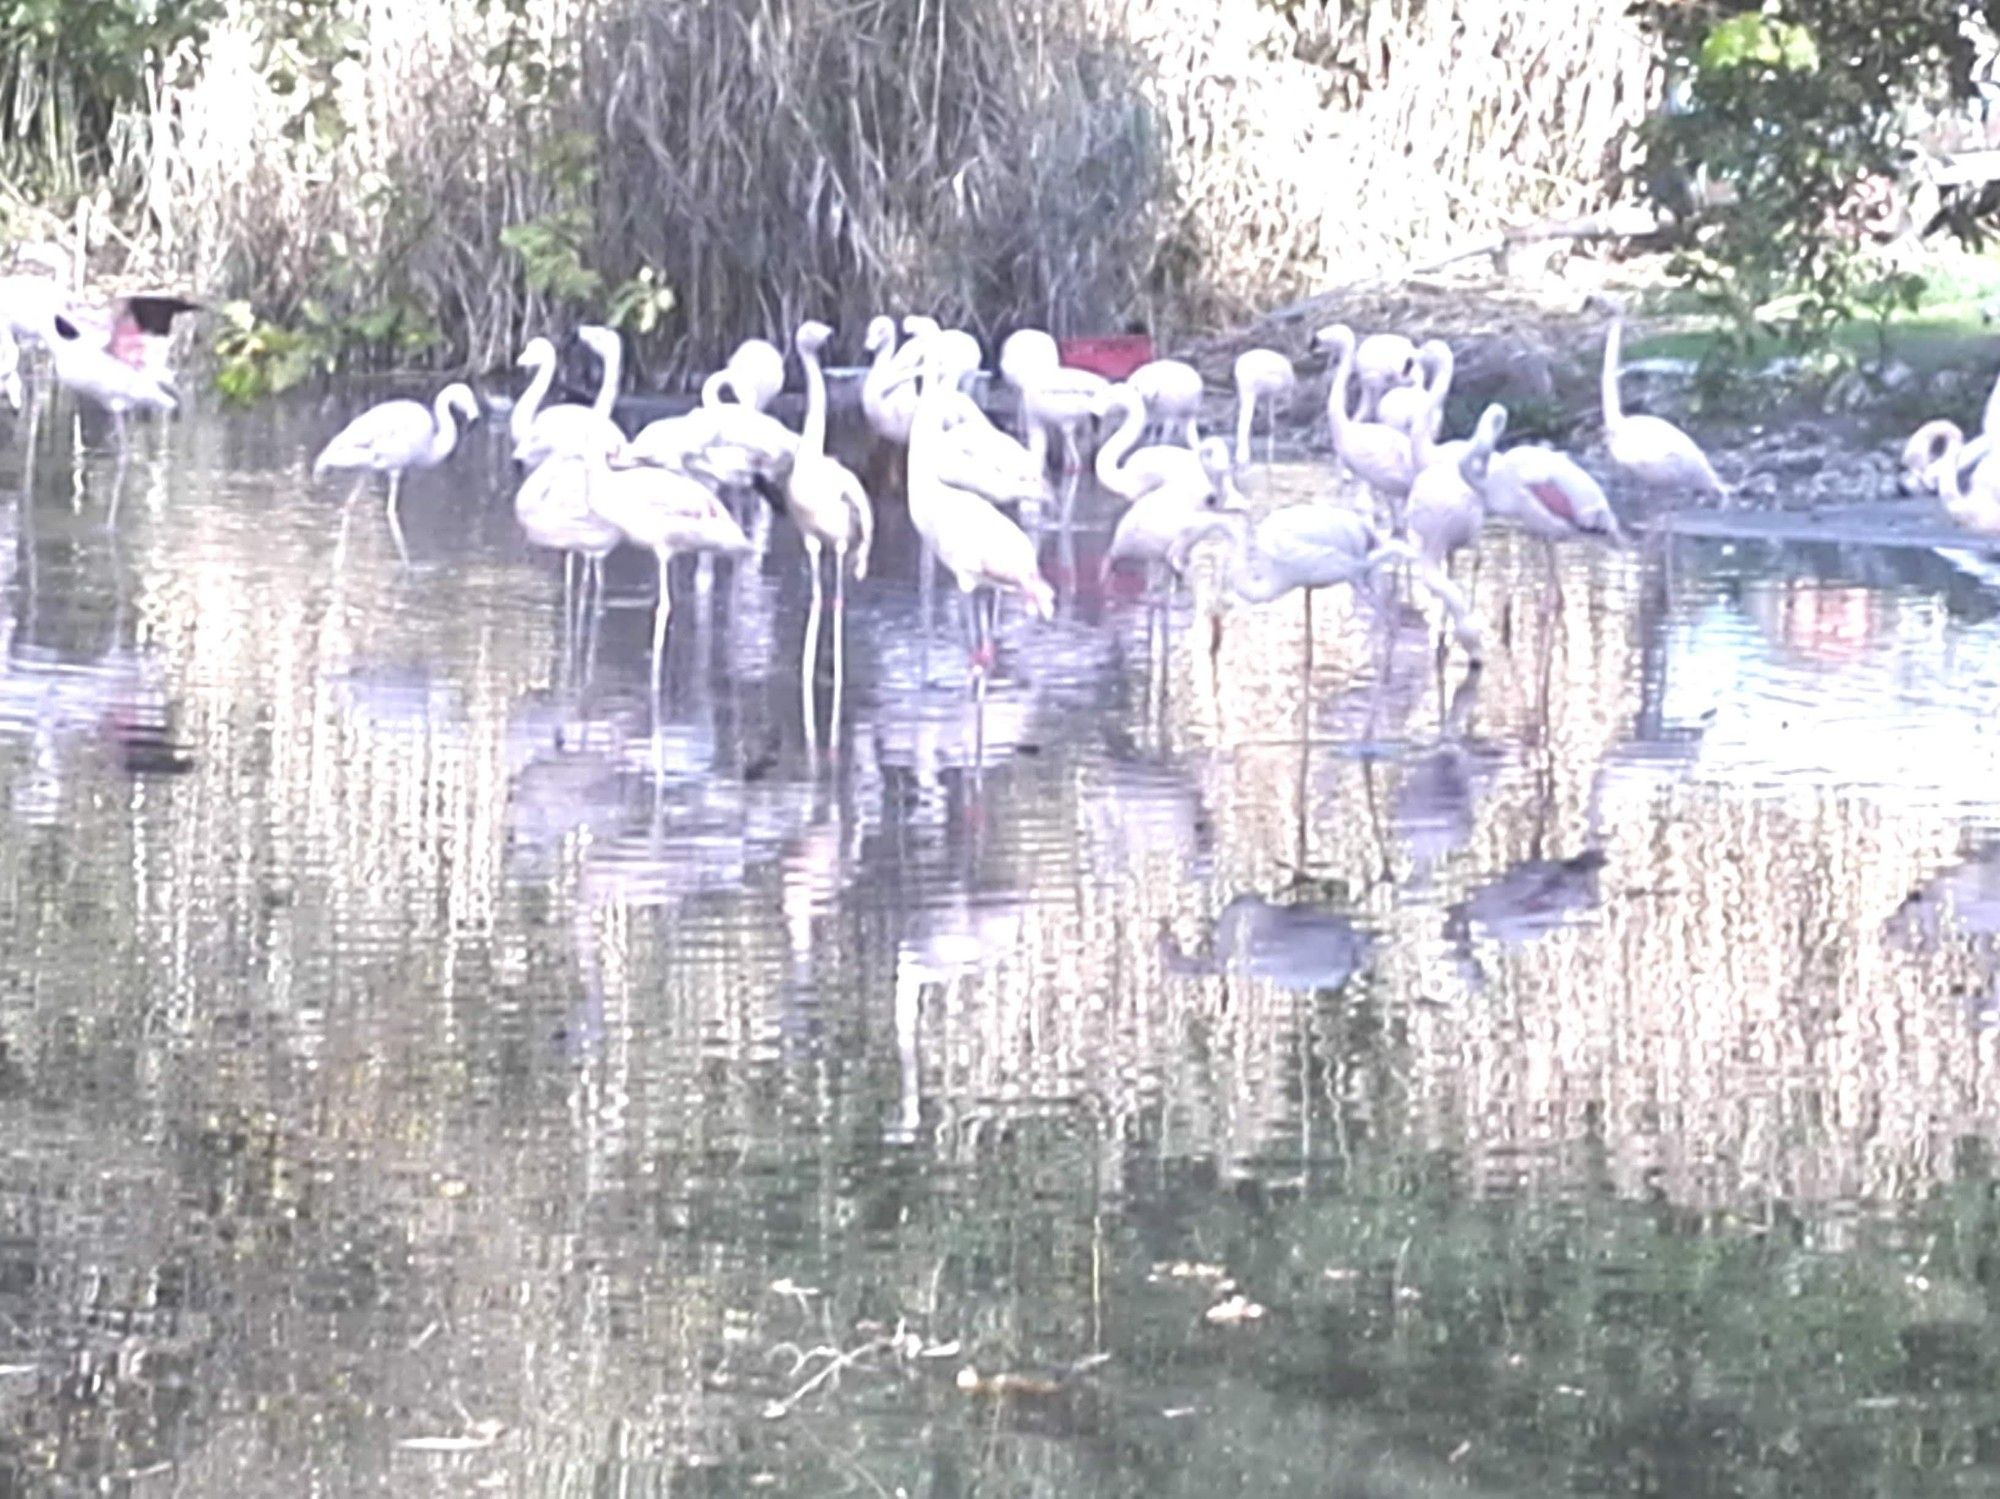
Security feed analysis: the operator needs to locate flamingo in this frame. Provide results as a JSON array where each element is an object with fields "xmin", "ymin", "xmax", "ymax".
[
  {"xmin": 1101, "ymin": 437, "xmax": 1237, "ymax": 593},
  {"xmin": 786, "ymin": 319, "xmax": 876, "ymax": 735},
  {"xmin": 1900, "ymin": 418, "xmax": 1998, "ymax": 501},
  {"xmin": 894, "ymin": 315, "xmax": 982, "ymax": 388},
  {"xmin": 908, "ymin": 385, "xmax": 1055, "ymax": 673},
  {"xmin": 40, "ymin": 296, "xmax": 198, "ymax": 440},
  {"xmin": 515, "ymin": 325, "xmax": 624, "ymax": 469},
  {"xmin": 313, "ymin": 381, "xmax": 481, "ymax": 562},
  {"xmin": 513, "ymin": 440, "xmax": 626, "ymax": 660},
  {"xmin": 1092, "ymin": 382, "xmax": 1213, "ymax": 501},
  {"xmin": 1232, "ymin": 348, "xmax": 1296, "ymax": 468},
  {"xmin": 627, "ymin": 403, "xmax": 797, "ymax": 491},
  {"xmin": 1000, "ymin": 328, "xmax": 1106, "ymax": 472},
  {"xmin": 592, "ymin": 454, "xmax": 754, "ymax": 693},
  {"xmin": 1923, "ymin": 426, "xmax": 2000, "ymax": 533},
  {"xmin": 1407, "ymin": 403, "xmax": 1508, "ymax": 573},
  {"xmin": 1127, "ymin": 358, "xmax": 1205, "ymax": 447},
  {"xmin": 510, "ymin": 337, "xmax": 560, "ymax": 449},
  {"xmin": 1378, "ymin": 339, "xmax": 1452, "ymax": 440},
  {"xmin": 1594, "ymin": 300, "xmax": 1726, "ymax": 498},
  {"xmin": 861, "ymin": 316, "xmax": 921, "ymax": 445},
  {"xmin": 1465, "ymin": 417, "xmax": 1621, "ymax": 626},
  {"xmin": 1314, "ymin": 324, "xmax": 1419, "ymax": 517},
  {"xmin": 702, "ymin": 337, "xmax": 786, "ymax": 413},
  {"xmin": 1353, "ymin": 331, "xmax": 1420, "ymax": 420}
]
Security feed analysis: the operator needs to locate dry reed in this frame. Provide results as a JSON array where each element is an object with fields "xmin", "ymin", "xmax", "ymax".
[{"xmin": 40, "ymin": 0, "xmax": 1656, "ymax": 373}]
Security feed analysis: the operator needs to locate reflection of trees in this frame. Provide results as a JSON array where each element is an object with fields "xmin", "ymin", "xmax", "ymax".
[{"xmin": 12, "ymin": 432, "xmax": 2000, "ymax": 1489}]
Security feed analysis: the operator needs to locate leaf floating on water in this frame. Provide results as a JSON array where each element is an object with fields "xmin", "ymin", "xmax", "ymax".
[
  {"xmin": 1204, "ymin": 1294, "xmax": 1267, "ymax": 1326},
  {"xmin": 955, "ymin": 1366, "xmax": 1067, "ymax": 1401},
  {"xmin": 396, "ymin": 1420, "xmax": 504, "ymax": 1453},
  {"xmin": 1152, "ymin": 1260, "xmax": 1229, "ymax": 1282},
  {"xmin": 918, "ymin": 1339, "xmax": 962, "ymax": 1359}
]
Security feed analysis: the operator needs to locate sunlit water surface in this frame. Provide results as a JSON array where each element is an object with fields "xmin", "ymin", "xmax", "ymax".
[{"xmin": 4, "ymin": 390, "xmax": 2000, "ymax": 1495}]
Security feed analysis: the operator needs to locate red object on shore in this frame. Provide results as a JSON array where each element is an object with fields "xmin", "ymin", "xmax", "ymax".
[{"xmin": 1059, "ymin": 334, "xmax": 1153, "ymax": 380}]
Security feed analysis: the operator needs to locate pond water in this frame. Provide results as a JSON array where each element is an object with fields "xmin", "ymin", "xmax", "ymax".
[{"xmin": 5, "ymin": 388, "xmax": 2000, "ymax": 1496}]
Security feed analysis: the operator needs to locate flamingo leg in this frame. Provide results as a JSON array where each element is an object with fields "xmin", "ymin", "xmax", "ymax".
[
  {"xmin": 384, "ymin": 471, "xmax": 410, "ymax": 566},
  {"xmin": 584, "ymin": 556, "xmax": 606, "ymax": 684},
  {"xmin": 651, "ymin": 550, "xmax": 673, "ymax": 697},
  {"xmin": 919, "ymin": 537, "xmax": 937, "ymax": 644},
  {"xmin": 802, "ymin": 541, "xmax": 824, "ymax": 752},
  {"xmin": 1182, "ymin": 416, "xmax": 1202, "ymax": 449},
  {"xmin": 832, "ymin": 550, "xmax": 848, "ymax": 757}
]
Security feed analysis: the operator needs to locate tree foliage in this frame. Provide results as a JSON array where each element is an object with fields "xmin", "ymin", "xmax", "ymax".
[{"xmin": 1635, "ymin": 0, "xmax": 2000, "ymax": 354}]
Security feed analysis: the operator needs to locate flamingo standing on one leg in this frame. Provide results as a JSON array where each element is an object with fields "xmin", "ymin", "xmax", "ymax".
[
  {"xmin": 1232, "ymin": 348, "xmax": 1296, "ymax": 469},
  {"xmin": 313, "ymin": 381, "xmax": 482, "ymax": 563}
]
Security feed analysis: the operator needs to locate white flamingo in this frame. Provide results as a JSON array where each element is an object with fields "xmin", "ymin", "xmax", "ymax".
[
  {"xmin": 1102, "ymin": 437, "xmax": 1237, "ymax": 592},
  {"xmin": 1232, "ymin": 348, "xmax": 1296, "ymax": 468},
  {"xmin": 511, "ymin": 337, "xmax": 560, "ymax": 449},
  {"xmin": 313, "ymin": 381, "xmax": 481, "ymax": 562},
  {"xmin": 591, "ymin": 456, "xmax": 753, "ymax": 693},
  {"xmin": 1353, "ymin": 331, "xmax": 1420, "ymax": 420},
  {"xmin": 1092, "ymin": 381, "xmax": 1212, "ymax": 501},
  {"xmin": 1407, "ymin": 403, "xmax": 1507, "ymax": 573},
  {"xmin": 626, "ymin": 403, "xmax": 797, "ymax": 491},
  {"xmin": 908, "ymin": 386, "xmax": 1054, "ymax": 673},
  {"xmin": 861, "ymin": 316, "xmax": 921, "ymax": 445},
  {"xmin": 1314, "ymin": 323, "xmax": 1419, "ymax": 516},
  {"xmin": 1466, "ymin": 418, "xmax": 1621, "ymax": 626},
  {"xmin": 1000, "ymin": 328, "xmax": 1106, "ymax": 472},
  {"xmin": 41, "ymin": 300, "xmax": 194, "ymax": 439},
  {"xmin": 1377, "ymin": 339, "xmax": 1452, "ymax": 440},
  {"xmin": 702, "ymin": 337, "xmax": 786, "ymax": 413},
  {"xmin": 787, "ymin": 319, "xmax": 876, "ymax": 737},
  {"xmin": 514, "ymin": 441, "xmax": 626, "ymax": 656},
  {"xmin": 1127, "ymin": 358, "xmax": 1205, "ymax": 447},
  {"xmin": 515, "ymin": 325, "xmax": 623, "ymax": 469},
  {"xmin": 1595, "ymin": 301, "xmax": 1726, "ymax": 498}
]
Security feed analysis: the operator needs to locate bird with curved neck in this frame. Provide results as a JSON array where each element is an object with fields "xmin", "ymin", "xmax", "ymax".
[
  {"xmin": 908, "ymin": 383, "xmax": 1054, "ymax": 675},
  {"xmin": 515, "ymin": 325, "xmax": 624, "ymax": 469},
  {"xmin": 702, "ymin": 337, "xmax": 786, "ymax": 413},
  {"xmin": 1313, "ymin": 323, "xmax": 1420, "ymax": 520},
  {"xmin": 1407, "ymin": 402, "xmax": 1507, "ymax": 574},
  {"xmin": 1092, "ymin": 382, "xmax": 1212, "ymax": 501},
  {"xmin": 1353, "ymin": 331, "xmax": 1419, "ymax": 420},
  {"xmin": 1232, "ymin": 348, "xmax": 1296, "ymax": 469},
  {"xmin": 511, "ymin": 337, "xmax": 560, "ymax": 449},
  {"xmin": 1592, "ymin": 298, "xmax": 1725, "ymax": 499},
  {"xmin": 1378, "ymin": 339, "xmax": 1453, "ymax": 441},
  {"xmin": 513, "ymin": 436, "xmax": 626, "ymax": 661},
  {"xmin": 786, "ymin": 319, "xmax": 876, "ymax": 738},
  {"xmin": 861, "ymin": 315, "xmax": 920, "ymax": 445},
  {"xmin": 1102, "ymin": 437, "xmax": 1237, "ymax": 595},
  {"xmin": 1001, "ymin": 328, "xmax": 1107, "ymax": 473},
  {"xmin": 314, "ymin": 381, "xmax": 482, "ymax": 563}
]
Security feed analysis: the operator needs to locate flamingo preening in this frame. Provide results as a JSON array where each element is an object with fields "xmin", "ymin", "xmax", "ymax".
[
  {"xmin": 1127, "ymin": 358, "xmax": 1205, "ymax": 447},
  {"xmin": 1921, "ymin": 424, "xmax": 2000, "ymax": 533},
  {"xmin": 1315, "ymin": 323, "xmax": 1419, "ymax": 517},
  {"xmin": 702, "ymin": 337, "xmax": 786, "ymax": 413}
]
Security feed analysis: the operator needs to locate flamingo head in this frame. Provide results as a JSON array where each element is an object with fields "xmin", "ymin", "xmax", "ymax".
[
  {"xmin": 863, "ymin": 316, "xmax": 897, "ymax": 354},
  {"xmin": 576, "ymin": 324, "xmax": 621, "ymax": 362},
  {"xmin": 440, "ymin": 383, "xmax": 482, "ymax": 424},
  {"xmin": 1089, "ymin": 381, "xmax": 1137, "ymax": 423},
  {"xmin": 1901, "ymin": 418, "xmax": 1961, "ymax": 495},
  {"xmin": 1310, "ymin": 323, "xmax": 1354, "ymax": 361},
  {"xmin": 516, "ymin": 336, "xmax": 556, "ymax": 370},
  {"xmin": 902, "ymin": 314, "xmax": 941, "ymax": 339},
  {"xmin": 793, "ymin": 319, "xmax": 834, "ymax": 358},
  {"xmin": 1195, "ymin": 436, "xmax": 1238, "ymax": 491}
]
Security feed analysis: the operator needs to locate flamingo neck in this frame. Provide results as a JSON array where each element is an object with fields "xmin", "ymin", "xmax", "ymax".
[
  {"xmin": 1233, "ymin": 388, "xmax": 1257, "ymax": 467},
  {"xmin": 1327, "ymin": 340, "xmax": 1356, "ymax": 451},
  {"xmin": 1425, "ymin": 349, "xmax": 1455, "ymax": 440},
  {"xmin": 591, "ymin": 339, "xmax": 622, "ymax": 420},
  {"xmin": 1094, "ymin": 390, "xmax": 1146, "ymax": 492},
  {"xmin": 700, "ymin": 369, "xmax": 733, "ymax": 408},
  {"xmin": 512, "ymin": 353, "xmax": 556, "ymax": 444},
  {"xmin": 800, "ymin": 341, "xmax": 829, "ymax": 461},
  {"xmin": 1601, "ymin": 318, "xmax": 1625, "ymax": 428},
  {"xmin": 1218, "ymin": 515, "xmax": 1286, "ymax": 604},
  {"xmin": 430, "ymin": 391, "xmax": 465, "ymax": 462}
]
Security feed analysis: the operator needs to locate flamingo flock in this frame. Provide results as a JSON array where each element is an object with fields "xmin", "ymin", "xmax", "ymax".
[{"xmin": 36, "ymin": 245, "xmax": 1967, "ymax": 752}]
